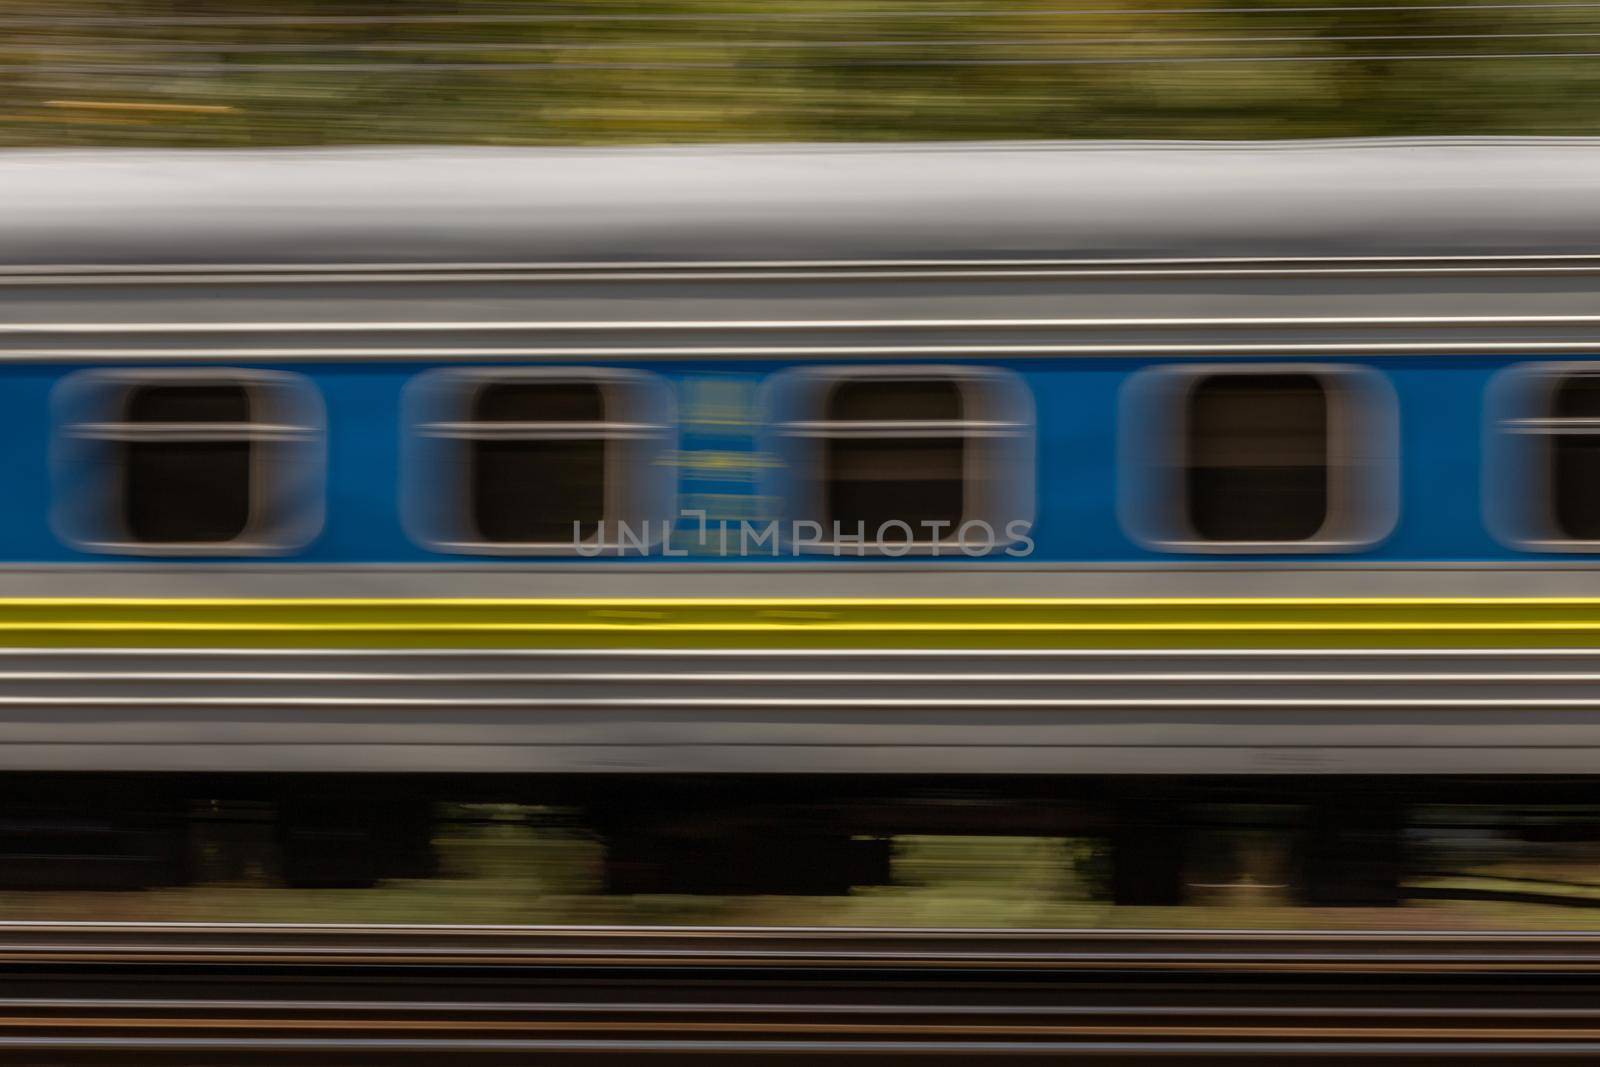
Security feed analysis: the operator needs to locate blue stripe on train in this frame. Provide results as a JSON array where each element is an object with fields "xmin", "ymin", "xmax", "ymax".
[{"xmin": 0, "ymin": 354, "xmax": 1536, "ymax": 564}]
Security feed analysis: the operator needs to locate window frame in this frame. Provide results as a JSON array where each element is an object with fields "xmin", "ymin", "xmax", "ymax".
[
  {"xmin": 1483, "ymin": 361, "xmax": 1600, "ymax": 552},
  {"xmin": 762, "ymin": 365, "xmax": 1035, "ymax": 556},
  {"xmin": 402, "ymin": 367, "xmax": 675, "ymax": 556},
  {"xmin": 1118, "ymin": 363, "xmax": 1399, "ymax": 554},
  {"xmin": 50, "ymin": 368, "xmax": 326, "ymax": 557}
]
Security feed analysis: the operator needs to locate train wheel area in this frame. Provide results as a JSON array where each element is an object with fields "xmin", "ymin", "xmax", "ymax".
[{"xmin": 0, "ymin": 774, "xmax": 1590, "ymax": 926}]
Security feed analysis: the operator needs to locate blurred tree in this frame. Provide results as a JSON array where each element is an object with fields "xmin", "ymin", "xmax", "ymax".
[{"xmin": 2, "ymin": 0, "xmax": 1599, "ymax": 146}]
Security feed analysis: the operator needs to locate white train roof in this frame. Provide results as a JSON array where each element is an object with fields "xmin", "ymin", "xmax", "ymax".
[{"xmin": 4, "ymin": 137, "xmax": 1600, "ymax": 266}]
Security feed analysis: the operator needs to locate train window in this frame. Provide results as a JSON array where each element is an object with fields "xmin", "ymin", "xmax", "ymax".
[
  {"xmin": 51, "ymin": 370, "xmax": 325, "ymax": 555},
  {"xmin": 1485, "ymin": 364, "xmax": 1600, "ymax": 549},
  {"xmin": 1550, "ymin": 376, "xmax": 1600, "ymax": 539},
  {"xmin": 123, "ymin": 383, "xmax": 253, "ymax": 543},
  {"xmin": 1186, "ymin": 374, "xmax": 1328, "ymax": 542},
  {"xmin": 767, "ymin": 366, "xmax": 1034, "ymax": 554},
  {"xmin": 826, "ymin": 379, "xmax": 965, "ymax": 536},
  {"xmin": 403, "ymin": 369, "xmax": 674, "ymax": 555},
  {"xmin": 1119, "ymin": 365, "xmax": 1399, "ymax": 553},
  {"xmin": 469, "ymin": 382, "xmax": 607, "ymax": 544}
]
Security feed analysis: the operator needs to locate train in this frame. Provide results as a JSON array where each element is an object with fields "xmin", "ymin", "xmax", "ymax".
[{"xmin": 3, "ymin": 137, "xmax": 1600, "ymax": 902}]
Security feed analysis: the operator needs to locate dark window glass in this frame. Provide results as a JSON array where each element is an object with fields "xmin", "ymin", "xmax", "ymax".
[
  {"xmin": 1551, "ymin": 375, "xmax": 1600, "ymax": 539},
  {"xmin": 1185, "ymin": 374, "xmax": 1328, "ymax": 542},
  {"xmin": 470, "ymin": 382, "xmax": 606, "ymax": 543},
  {"xmin": 126, "ymin": 384, "xmax": 249, "ymax": 425},
  {"xmin": 122, "ymin": 384, "xmax": 251, "ymax": 543},
  {"xmin": 824, "ymin": 379, "xmax": 964, "ymax": 538}
]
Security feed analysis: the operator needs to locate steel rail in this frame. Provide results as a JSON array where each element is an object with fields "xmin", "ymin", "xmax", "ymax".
[
  {"xmin": 3, "ymin": 926, "xmax": 1600, "ymax": 1058},
  {"xmin": 0, "ymin": 922, "xmax": 1599, "ymax": 965},
  {"xmin": 20, "ymin": 997, "xmax": 1600, "ymax": 1017},
  {"xmin": 0, "ymin": 1035, "xmax": 1594, "ymax": 1057}
]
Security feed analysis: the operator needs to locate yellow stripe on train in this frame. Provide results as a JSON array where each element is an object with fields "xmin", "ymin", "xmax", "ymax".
[{"xmin": 0, "ymin": 597, "xmax": 1597, "ymax": 648}]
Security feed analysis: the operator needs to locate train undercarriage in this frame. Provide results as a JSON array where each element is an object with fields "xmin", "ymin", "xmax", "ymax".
[{"xmin": 0, "ymin": 773, "xmax": 1589, "ymax": 907}]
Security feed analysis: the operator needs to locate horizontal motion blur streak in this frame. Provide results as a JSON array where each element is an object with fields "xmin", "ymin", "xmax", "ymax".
[{"xmin": 8, "ymin": 3, "xmax": 1600, "ymax": 24}]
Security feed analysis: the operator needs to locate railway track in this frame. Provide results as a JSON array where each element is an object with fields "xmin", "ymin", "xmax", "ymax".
[{"xmin": 0, "ymin": 925, "xmax": 1598, "ymax": 1061}]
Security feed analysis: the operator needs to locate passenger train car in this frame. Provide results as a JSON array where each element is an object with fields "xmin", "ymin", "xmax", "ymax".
[{"xmin": 4, "ymin": 138, "xmax": 1600, "ymax": 901}]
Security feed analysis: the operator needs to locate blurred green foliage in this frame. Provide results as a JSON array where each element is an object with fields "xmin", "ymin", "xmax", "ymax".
[
  {"xmin": 0, "ymin": 818, "xmax": 1587, "ymax": 930},
  {"xmin": 3, "ymin": 1, "xmax": 1600, "ymax": 145}
]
